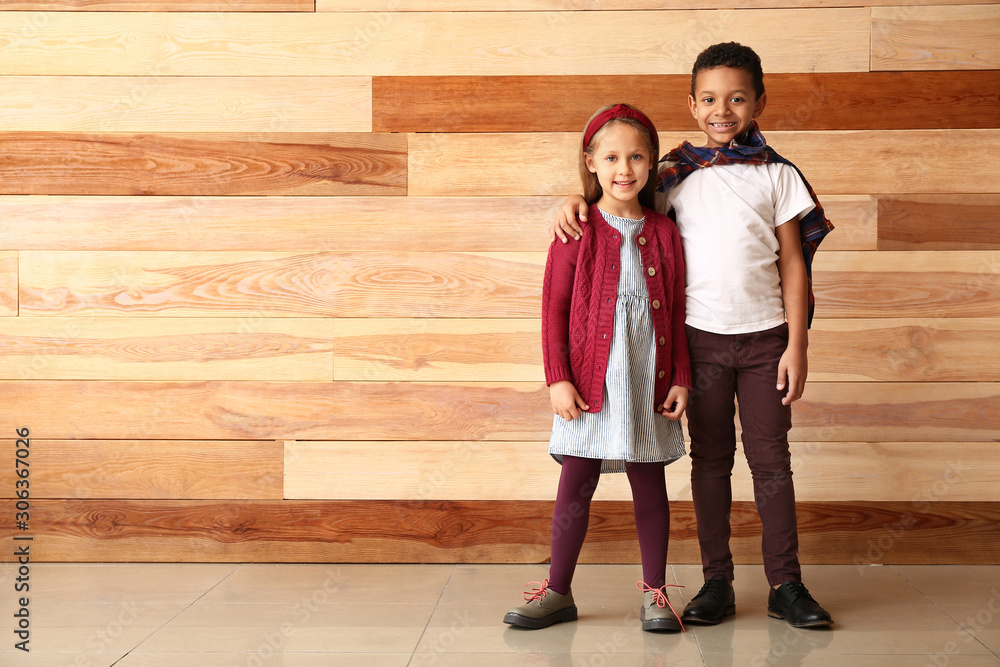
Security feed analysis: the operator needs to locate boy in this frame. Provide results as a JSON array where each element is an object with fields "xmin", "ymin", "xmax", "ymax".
[{"xmin": 553, "ymin": 42, "xmax": 834, "ymax": 628}]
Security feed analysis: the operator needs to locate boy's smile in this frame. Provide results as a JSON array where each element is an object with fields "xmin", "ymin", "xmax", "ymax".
[{"xmin": 688, "ymin": 66, "xmax": 767, "ymax": 148}]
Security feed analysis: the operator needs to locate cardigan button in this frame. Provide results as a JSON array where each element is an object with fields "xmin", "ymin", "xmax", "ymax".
[
  {"xmin": 658, "ymin": 370, "xmax": 665, "ymax": 379},
  {"xmin": 652, "ymin": 300, "xmax": 660, "ymax": 309},
  {"xmin": 638, "ymin": 236, "xmax": 647, "ymax": 245},
  {"xmin": 647, "ymin": 267, "xmax": 656, "ymax": 276},
  {"xmin": 658, "ymin": 337, "xmax": 665, "ymax": 346}
]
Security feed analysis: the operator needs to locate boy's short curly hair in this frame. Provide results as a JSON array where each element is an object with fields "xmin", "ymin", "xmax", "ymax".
[{"xmin": 691, "ymin": 42, "xmax": 765, "ymax": 100}]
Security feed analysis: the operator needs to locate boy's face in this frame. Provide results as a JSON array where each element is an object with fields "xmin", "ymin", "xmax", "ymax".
[{"xmin": 688, "ymin": 66, "xmax": 767, "ymax": 148}]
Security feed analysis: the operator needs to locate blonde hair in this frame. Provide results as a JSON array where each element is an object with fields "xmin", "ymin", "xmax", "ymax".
[{"xmin": 580, "ymin": 103, "xmax": 659, "ymax": 210}]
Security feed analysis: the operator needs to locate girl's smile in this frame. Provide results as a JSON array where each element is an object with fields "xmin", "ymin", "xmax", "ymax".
[{"xmin": 584, "ymin": 122, "xmax": 654, "ymax": 218}]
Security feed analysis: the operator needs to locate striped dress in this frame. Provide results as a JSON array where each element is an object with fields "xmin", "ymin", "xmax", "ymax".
[{"xmin": 549, "ymin": 211, "xmax": 686, "ymax": 474}]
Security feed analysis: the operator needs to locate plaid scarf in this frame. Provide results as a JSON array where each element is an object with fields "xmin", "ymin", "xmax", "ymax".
[{"xmin": 657, "ymin": 121, "xmax": 834, "ymax": 327}]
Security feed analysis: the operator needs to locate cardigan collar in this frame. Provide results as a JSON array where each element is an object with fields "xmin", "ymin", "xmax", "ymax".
[{"xmin": 589, "ymin": 203, "xmax": 658, "ymax": 244}]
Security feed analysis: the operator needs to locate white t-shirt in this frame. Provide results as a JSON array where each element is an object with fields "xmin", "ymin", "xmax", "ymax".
[{"xmin": 656, "ymin": 161, "xmax": 815, "ymax": 335}]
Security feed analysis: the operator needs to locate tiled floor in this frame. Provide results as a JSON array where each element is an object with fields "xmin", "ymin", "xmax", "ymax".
[{"xmin": 1, "ymin": 563, "xmax": 999, "ymax": 666}]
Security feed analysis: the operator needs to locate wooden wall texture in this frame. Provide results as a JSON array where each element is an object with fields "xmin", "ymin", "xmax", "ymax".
[{"xmin": 1, "ymin": 2, "xmax": 998, "ymax": 565}]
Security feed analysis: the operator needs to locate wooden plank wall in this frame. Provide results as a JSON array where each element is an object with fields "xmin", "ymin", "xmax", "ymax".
[{"xmin": 0, "ymin": 3, "xmax": 998, "ymax": 565}]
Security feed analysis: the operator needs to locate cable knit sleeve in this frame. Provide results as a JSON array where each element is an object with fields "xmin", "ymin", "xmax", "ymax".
[
  {"xmin": 667, "ymin": 219, "xmax": 692, "ymax": 389},
  {"xmin": 541, "ymin": 236, "xmax": 579, "ymax": 386}
]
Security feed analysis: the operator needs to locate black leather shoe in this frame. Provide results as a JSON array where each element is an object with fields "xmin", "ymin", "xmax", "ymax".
[
  {"xmin": 681, "ymin": 578, "xmax": 735, "ymax": 624},
  {"xmin": 767, "ymin": 582, "xmax": 833, "ymax": 628}
]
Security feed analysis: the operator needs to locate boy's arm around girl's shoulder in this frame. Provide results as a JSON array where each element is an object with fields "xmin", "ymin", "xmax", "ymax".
[
  {"xmin": 541, "ymin": 232, "xmax": 581, "ymax": 387},
  {"xmin": 551, "ymin": 195, "xmax": 588, "ymax": 243}
]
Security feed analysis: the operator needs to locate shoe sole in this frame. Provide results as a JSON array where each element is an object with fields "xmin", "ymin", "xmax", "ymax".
[
  {"xmin": 503, "ymin": 606, "xmax": 578, "ymax": 630},
  {"xmin": 640, "ymin": 606, "xmax": 682, "ymax": 632},
  {"xmin": 767, "ymin": 608, "xmax": 833, "ymax": 628},
  {"xmin": 641, "ymin": 618, "xmax": 683, "ymax": 632},
  {"xmin": 681, "ymin": 604, "xmax": 735, "ymax": 625}
]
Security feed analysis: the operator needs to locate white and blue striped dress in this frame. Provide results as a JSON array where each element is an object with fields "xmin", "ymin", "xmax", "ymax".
[{"xmin": 549, "ymin": 211, "xmax": 686, "ymax": 474}]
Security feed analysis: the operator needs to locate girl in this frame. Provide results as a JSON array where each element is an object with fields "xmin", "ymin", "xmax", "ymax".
[{"xmin": 503, "ymin": 104, "xmax": 691, "ymax": 633}]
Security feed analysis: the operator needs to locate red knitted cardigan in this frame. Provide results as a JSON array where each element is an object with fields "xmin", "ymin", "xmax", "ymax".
[{"xmin": 542, "ymin": 204, "xmax": 692, "ymax": 414}]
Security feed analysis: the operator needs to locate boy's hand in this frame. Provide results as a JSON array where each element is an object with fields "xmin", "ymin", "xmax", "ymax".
[
  {"xmin": 777, "ymin": 343, "xmax": 808, "ymax": 405},
  {"xmin": 550, "ymin": 380, "xmax": 589, "ymax": 421},
  {"xmin": 550, "ymin": 195, "xmax": 588, "ymax": 243},
  {"xmin": 660, "ymin": 385, "xmax": 689, "ymax": 420}
]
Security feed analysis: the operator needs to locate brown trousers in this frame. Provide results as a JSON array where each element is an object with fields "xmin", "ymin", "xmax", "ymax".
[{"xmin": 685, "ymin": 323, "xmax": 801, "ymax": 586}]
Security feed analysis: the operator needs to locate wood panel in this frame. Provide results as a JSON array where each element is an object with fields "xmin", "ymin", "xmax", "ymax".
[
  {"xmin": 0, "ymin": 196, "xmax": 554, "ymax": 252},
  {"xmin": 1, "ymin": 500, "xmax": 996, "ymax": 564},
  {"xmin": 0, "ymin": 77, "xmax": 371, "ymax": 133},
  {"xmin": 332, "ymin": 319, "xmax": 542, "ymax": 382},
  {"xmin": 0, "ymin": 253, "xmax": 16, "ymax": 317},
  {"xmin": 22, "ymin": 249, "xmax": 996, "ymax": 319},
  {"xmin": 0, "ymin": 10, "xmax": 869, "ymax": 76},
  {"xmin": 0, "ymin": 133, "xmax": 406, "ymax": 196},
  {"xmin": 17, "ymin": 251, "xmax": 543, "ymax": 318},
  {"xmin": 2, "ymin": 380, "xmax": 998, "ymax": 443},
  {"xmin": 285, "ymin": 441, "xmax": 1000, "ymax": 503},
  {"xmin": 810, "ymin": 319, "xmax": 1000, "ymax": 382},
  {"xmin": 790, "ymin": 383, "xmax": 1000, "ymax": 444},
  {"xmin": 0, "ymin": 194, "xmax": 867, "ymax": 253},
  {"xmin": 814, "ymin": 251, "xmax": 1000, "ymax": 320},
  {"xmin": 374, "ymin": 72, "xmax": 1000, "ymax": 133},
  {"xmin": 329, "ymin": 318, "xmax": 1000, "ymax": 383},
  {"xmin": 0, "ymin": 380, "xmax": 553, "ymax": 441},
  {"xmin": 872, "ymin": 5, "xmax": 1000, "ymax": 71},
  {"xmin": 878, "ymin": 195, "xmax": 1000, "ymax": 251},
  {"xmin": 815, "ymin": 196, "xmax": 877, "ymax": 251},
  {"xmin": 2, "ymin": 0, "xmax": 997, "ymax": 569},
  {"xmin": 321, "ymin": 0, "xmax": 996, "ymax": 8},
  {"xmin": 3, "ymin": 0, "xmax": 312, "ymax": 9},
  {"xmin": 0, "ymin": 317, "xmax": 333, "ymax": 381},
  {"xmin": 0, "ymin": 440, "xmax": 283, "ymax": 500},
  {"xmin": 407, "ymin": 130, "xmax": 1000, "ymax": 197}
]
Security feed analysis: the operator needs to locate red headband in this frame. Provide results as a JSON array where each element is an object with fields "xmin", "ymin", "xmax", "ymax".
[{"xmin": 583, "ymin": 104, "xmax": 659, "ymax": 154}]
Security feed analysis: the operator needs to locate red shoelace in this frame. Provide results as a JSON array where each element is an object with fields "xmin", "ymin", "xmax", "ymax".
[
  {"xmin": 521, "ymin": 579, "xmax": 551, "ymax": 602},
  {"xmin": 637, "ymin": 581, "xmax": 686, "ymax": 632}
]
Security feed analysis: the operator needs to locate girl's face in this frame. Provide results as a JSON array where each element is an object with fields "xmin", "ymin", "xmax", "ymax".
[{"xmin": 584, "ymin": 122, "xmax": 654, "ymax": 217}]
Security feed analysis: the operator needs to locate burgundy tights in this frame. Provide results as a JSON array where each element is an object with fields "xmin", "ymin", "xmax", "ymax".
[{"xmin": 547, "ymin": 455, "xmax": 671, "ymax": 595}]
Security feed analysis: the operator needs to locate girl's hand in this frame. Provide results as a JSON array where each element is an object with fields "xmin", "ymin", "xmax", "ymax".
[
  {"xmin": 550, "ymin": 195, "xmax": 588, "ymax": 243},
  {"xmin": 660, "ymin": 385, "xmax": 689, "ymax": 420},
  {"xmin": 550, "ymin": 381, "xmax": 589, "ymax": 421},
  {"xmin": 777, "ymin": 343, "xmax": 808, "ymax": 405}
]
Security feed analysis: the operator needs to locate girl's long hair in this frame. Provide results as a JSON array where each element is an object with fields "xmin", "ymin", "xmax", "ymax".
[{"xmin": 580, "ymin": 104, "xmax": 659, "ymax": 212}]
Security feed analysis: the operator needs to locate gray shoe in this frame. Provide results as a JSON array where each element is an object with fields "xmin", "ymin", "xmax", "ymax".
[
  {"xmin": 639, "ymin": 584, "xmax": 684, "ymax": 632},
  {"xmin": 503, "ymin": 582, "xmax": 578, "ymax": 630}
]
